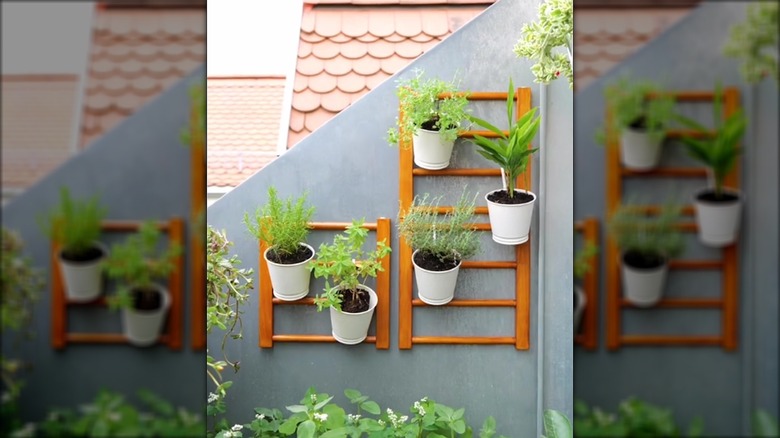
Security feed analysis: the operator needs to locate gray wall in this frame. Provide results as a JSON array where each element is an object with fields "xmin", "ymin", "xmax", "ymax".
[
  {"xmin": 207, "ymin": 0, "xmax": 573, "ymax": 434},
  {"xmin": 573, "ymin": 2, "xmax": 779, "ymax": 435},
  {"xmin": 1, "ymin": 66, "xmax": 205, "ymax": 419}
]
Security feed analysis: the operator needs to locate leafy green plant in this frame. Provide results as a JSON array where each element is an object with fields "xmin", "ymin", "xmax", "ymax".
[
  {"xmin": 103, "ymin": 221, "xmax": 181, "ymax": 310},
  {"xmin": 574, "ymin": 242, "xmax": 599, "ymax": 280},
  {"xmin": 469, "ymin": 79, "xmax": 541, "ymax": 199},
  {"xmin": 608, "ymin": 203, "xmax": 684, "ymax": 266},
  {"xmin": 543, "ymin": 409, "xmax": 573, "ymax": 438},
  {"xmin": 387, "ymin": 69, "xmax": 471, "ymax": 147},
  {"xmin": 574, "ymin": 397, "xmax": 703, "ymax": 437},
  {"xmin": 40, "ymin": 187, "xmax": 106, "ymax": 259},
  {"xmin": 596, "ymin": 76, "xmax": 676, "ymax": 146},
  {"xmin": 180, "ymin": 80, "xmax": 205, "ymax": 146},
  {"xmin": 753, "ymin": 409, "xmax": 779, "ymax": 437},
  {"xmin": 513, "ymin": 0, "xmax": 573, "ymax": 88},
  {"xmin": 244, "ymin": 186, "xmax": 315, "ymax": 260},
  {"xmin": 673, "ymin": 85, "xmax": 747, "ymax": 199},
  {"xmin": 723, "ymin": 2, "xmax": 778, "ymax": 84},
  {"xmin": 309, "ymin": 220, "xmax": 391, "ymax": 312},
  {"xmin": 397, "ymin": 191, "xmax": 481, "ymax": 268}
]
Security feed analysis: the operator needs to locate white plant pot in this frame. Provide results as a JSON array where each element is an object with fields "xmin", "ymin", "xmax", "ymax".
[
  {"xmin": 619, "ymin": 127, "xmax": 663, "ymax": 170},
  {"xmin": 574, "ymin": 285, "xmax": 586, "ymax": 335},
  {"xmin": 58, "ymin": 241, "xmax": 107, "ymax": 302},
  {"xmin": 412, "ymin": 250, "xmax": 461, "ymax": 305},
  {"xmin": 121, "ymin": 283, "xmax": 170, "ymax": 347},
  {"xmin": 485, "ymin": 189, "xmax": 536, "ymax": 245},
  {"xmin": 693, "ymin": 188, "xmax": 742, "ymax": 247},
  {"xmin": 264, "ymin": 243, "xmax": 315, "ymax": 301},
  {"xmin": 329, "ymin": 285, "xmax": 377, "ymax": 345},
  {"xmin": 412, "ymin": 128, "xmax": 455, "ymax": 170},
  {"xmin": 621, "ymin": 257, "xmax": 668, "ymax": 307}
]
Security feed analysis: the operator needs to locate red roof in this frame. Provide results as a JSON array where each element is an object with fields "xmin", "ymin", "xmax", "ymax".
[
  {"xmin": 288, "ymin": 1, "xmax": 491, "ymax": 148},
  {"xmin": 80, "ymin": 8, "xmax": 205, "ymax": 148},
  {"xmin": 207, "ymin": 77, "xmax": 286, "ymax": 188}
]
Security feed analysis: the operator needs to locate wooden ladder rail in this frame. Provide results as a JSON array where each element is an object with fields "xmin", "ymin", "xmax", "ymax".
[{"xmin": 575, "ymin": 217, "xmax": 599, "ymax": 350}]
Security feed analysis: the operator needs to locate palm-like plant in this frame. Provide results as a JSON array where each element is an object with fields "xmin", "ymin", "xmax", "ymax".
[
  {"xmin": 674, "ymin": 85, "xmax": 747, "ymax": 199},
  {"xmin": 469, "ymin": 79, "xmax": 541, "ymax": 199}
]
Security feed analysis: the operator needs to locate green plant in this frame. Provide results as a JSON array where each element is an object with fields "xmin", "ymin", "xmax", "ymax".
[
  {"xmin": 180, "ymin": 80, "xmax": 205, "ymax": 146},
  {"xmin": 309, "ymin": 219, "xmax": 392, "ymax": 312},
  {"xmin": 1, "ymin": 228, "xmax": 42, "ymax": 333},
  {"xmin": 753, "ymin": 409, "xmax": 779, "ymax": 437},
  {"xmin": 398, "ymin": 191, "xmax": 481, "ymax": 267},
  {"xmin": 513, "ymin": 0, "xmax": 573, "ymax": 88},
  {"xmin": 543, "ymin": 409, "xmax": 573, "ymax": 438},
  {"xmin": 469, "ymin": 79, "xmax": 541, "ymax": 198},
  {"xmin": 574, "ymin": 397, "xmax": 703, "ymax": 437},
  {"xmin": 244, "ymin": 186, "xmax": 315, "ymax": 260},
  {"xmin": 596, "ymin": 76, "xmax": 676, "ymax": 146},
  {"xmin": 674, "ymin": 85, "xmax": 747, "ymax": 199},
  {"xmin": 608, "ymin": 203, "xmax": 684, "ymax": 265},
  {"xmin": 103, "ymin": 221, "xmax": 181, "ymax": 310},
  {"xmin": 574, "ymin": 242, "xmax": 599, "ymax": 280},
  {"xmin": 40, "ymin": 187, "xmax": 106, "ymax": 259},
  {"xmin": 723, "ymin": 2, "xmax": 778, "ymax": 84},
  {"xmin": 387, "ymin": 69, "xmax": 471, "ymax": 147},
  {"xmin": 239, "ymin": 387, "xmax": 507, "ymax": 438}
]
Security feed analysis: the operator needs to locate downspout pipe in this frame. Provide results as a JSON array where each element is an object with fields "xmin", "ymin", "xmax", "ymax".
[{"xmin": 536, "ymin": 82, "xmax": 548, "ymax": 436}]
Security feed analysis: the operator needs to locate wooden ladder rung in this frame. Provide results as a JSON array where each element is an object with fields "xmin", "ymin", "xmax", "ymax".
[
  {"xmin": 272, "ymin": 335, "xmax": 377, "ymax": 344},
  {"xmin": 620, "ymin": 335, "xmax": 722, "ymax": 346},
  {"xmin": 412, "ymin": 299, "xmax": 516, "ymax": 307},
  {"xmin": 461, "ymin": 260, "xmax": 518, "ymax": 269},
  {"xmin": 620, "ymin": 298, "xmax": 722, "ymax": 308},
  {"xmin": 412, "ymin": 336, "xmax": 516, "ymax": 345},
  {"xmin": 621, "ymin": 167, "xmax": 708, "ymax": 178},
  {"xmin": 412, "ymin": 168, "xmax": 502, "ymax": 177},
  {"xmin": 66, "ymin": 333, "xmax": 170, "ymax": 344},
  {"xmin": 668, "ymin": 259, "xmax": 725, "ymax": 270}
]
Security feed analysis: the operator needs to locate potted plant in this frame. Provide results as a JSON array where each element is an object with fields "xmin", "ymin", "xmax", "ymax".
[
  {"xmin": 573, "ymin": 242, "xmax": 598, "ymax": 334},
  {"xmin": 40, "ymin": 187, "xmax": 108, "ymax": 302},
  {"xmin": 386, "ymin": 69, "xmax": 471, "ymax": 170},
  {"xmin": 513, "ymin": 0, "xmax": 573, "ymax": 89},
  {"xmin": 105, "ymin": 221, "xmax": 181, "ymax": 346},
  {"xmin": 309, "ymin": 219, "xmax": 392, "ymax": 345},
  {"xmin": 597, "ymin": 76, "xmax": 676, "ymax": 170},
  {"xmin": 469, "ymin": 79, "xmax": 542, "ymax": 245},
  {"xmin": 608, "ymin": 203, "xmax": 685, "ymax": 307},
  {"xmin": 244, "ymin": 186, "xmax": 315, "ymax": 301},
  {"xmin": 722, "ymin": 2, "xmax": 778, "ymax": 85},
  {"xmin": 397, "ymin": 191, "xmax": 481, "ymax": 305},
  {"xmin": 674, "ymin": 85, "xmax": 747, "ymax": 247}
]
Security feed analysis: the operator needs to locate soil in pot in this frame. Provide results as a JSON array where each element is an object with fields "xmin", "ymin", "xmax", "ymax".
[
  {"xmin": 696, "ymin": 190, "xmax": 739, "ymax": 203},
  {"xmin": 420, "ymin": 116, "xmax": 455, "ymax": 132},
  {"xmin": 623, "ymin": 250, "xmax": 664, "ymax": 269},
  {"xmin": 487, "ymin": 190, "xmax": 534, "ymax": 205},
  {"xmin": 629, "ymin": 116, "xmax": 647, "ymax": 130},
  {"xmin": 61, "ymin": 245, "xmax": 104, "ymax": 262},
  {"xmin": 413, "ymin": 251, "xmax": 459, "ymax": 271},
  {"xmin": 266, "ymin": 245, "xmax": 313, "ymax": 265},
  {"xmin": 337, "ymin": 288, "xmax": 370, "ymax": 313},
  {"xmin": 132, "ymin": 287, "xmax": 162, "ymax": 311}
]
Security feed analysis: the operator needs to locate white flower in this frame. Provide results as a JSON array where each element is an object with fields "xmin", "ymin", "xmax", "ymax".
[
  {"xmin": 378, "ymin": 419, "xmax": 386, "ymax": 426},
  {"xmin": 314, "ymin": 412, "xmax": 328, "ymax": 422},
  {"xmin": 208, "ymin": 392, "xmax": 219, "ymax": 403},
  {"xmin": 400, "ymin": 415, "xmax": 408, "ymax": 423},
  {"xmin": 231, "ymin": 424, "xmax": 243, "ymax": 431},
  {"xmin": 413, "ymin": 401, "xmax": 426, "ymax": 416},
  {"xmin": 347, "ymin": 414, "xmax": 361, "ymax": 424},
  {"xmin": 310, "ymin": 394, "xmax": 318, "ymax": 403},
  {"xmin": 255, "ymin": 413, "xmax": 265, "ymax": 420}
]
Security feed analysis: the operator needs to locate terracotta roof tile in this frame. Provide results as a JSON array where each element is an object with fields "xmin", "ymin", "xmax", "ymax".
[
  {"xmin": 80, "ymin": 8, "xmax": 204, "ymax": 148},
  {"xmin": 288, "ymin": 3, "xmax": 488, "ymax": 149},
  {"xmin": 206, "ymin": 77, "xmax": 285, "ymax": 188}
]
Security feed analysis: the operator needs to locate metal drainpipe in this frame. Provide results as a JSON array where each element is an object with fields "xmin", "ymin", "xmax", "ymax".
[{"xmin": 536, "ymin": 83, "xmax": 548, "ymax": 436}]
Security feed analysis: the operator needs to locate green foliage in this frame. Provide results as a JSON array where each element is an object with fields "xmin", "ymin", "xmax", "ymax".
[
  {"xmin": 387, "ymin": 69, "xmax": 472, "ymax": 146},
  {"xmin": 543, "ymin": 409, "xmax": 573, "ymax": 438},
  {"xmin": 397, "ymin": 191, "xmax": 481, "ymax": 266},
  {"xmin": 723, "ymin": 2, "xmax": 778, "ymax": 84},
  {"xmin": 596, "ymin": 76, "xmax": 676, "ymax": 145},
  {"xmin": 753, "ymin": 409, "xmax": 780, "ymax": 437},
  {"xmin": 469, "ymin": 79, "xmax": 541, "ymax": 198},
  {"xmin": 236, "ymin": 387, "xmax": 507, "ymax": 438},
  {"xmin": 40, "ymin": 187, "xmax": 106, "ymax": 257},
  {"xmin": 608, "ymin": 203, "xmax": 684, "ymax": 260},
  {"xmin": 309, "ymin": 220, "xmax": 392, "ymax": 312},
  {"xmin": 574, "ymin": 398, "xmax": 703, "ymax": 437},
  {"xmin": 513, "ymin": 0, "xmax": 573, "ymax": 88},
  {"xmin": 573, "ymin": 242, "xmax": 599, "ymax": 280},
  {"xmin": 17, "ymin": 389, "xmax": 205, "ymax": 437},
  {"xmin": 674, "ymin": 85, "xmax": 747, "ymax": 199},
  {"xmin": 1, "ymin": 228, "xmax": 42, "ymax": 333},
  {"xmin": 245, "ymin": 186, "xmax": 315, "ymax": 257},
  {"xmin": 180, "ymin": 80, "xmax": 205, "ymax": 146},
  {"xmin": 103, "ymin": 221, "xmax": 181, "ymax": 310}
]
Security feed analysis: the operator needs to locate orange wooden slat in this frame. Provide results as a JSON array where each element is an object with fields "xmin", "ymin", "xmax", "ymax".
[
  {"xmin": 258, "ymin": 238, "xmax": 274, "ymax": 348},
  {"xmin": 67, "ymin": 333, "xmax": 131, "ymax": 343},
  {"xmin": 412, "ymin": 299, "xmax": 516, "ymax": 307},
  {"xmin": 399, "ymin": 109, "xmax": 414, "ymax": 349},
  {"xmin": 620, "ymin": 298, "xmax": 722, "ymax": 308},
  {"xmin": 516, "ymin": 239, "xmax": 530, "ymax": 350},
  {"xmin": 272, "ymin": 335, "xmax": 377, "ymax": 343},
  {"xmin": 668, "ymin": 259, "xmax": 724, "ymax": 270},
  {"xmin": 375, "ymin": 218, "xmax": 391, "ymax": 350},
  {"xmin": 666, "ymin": 129, "xmax": 715, "ymax": 139},
  {"xmin": 309, "ymin": 222, "xmax": 378, "ymax": 231},
  {"xmin": 620, "ymin": 335, "xmax": 722, "ymax": 346},
  {"xmin": 459, "ymin": 130, "xmax": 509, "ymax": 139},
  {"xmin": 412, "ymin": 168, "xmax": 502, "ymax": 177},
  {"xmin": 166, "ymin": 217, "xmax": 184, "ymax": 350},
  {"xmin": 51, "ymin": 242, "xmax": 66, "ymax": 349},
  {"xmin": 723, "ymin": 244, "xmax": 738, "ymax": 350},
  {"xmin": 621, "ymin": 167, "xmax": 708, "ymax": 178},
  {"xmin": 461, "ymin": 260, "xmax": 517, "ymax": 269},
  {"xmin": 434, "ymin": 206, "xmax": 490, "ymax": 215},
  {"xmin": 581, "ymin": 218, "xmax": 600, "ymax": 349},
  {"xmin": 413, "ymin": 336, "xmax": 516, "ymax": 345},
  {"xmin": 438, "ymin": 91, "xmax": 509, "ymax": 101}
]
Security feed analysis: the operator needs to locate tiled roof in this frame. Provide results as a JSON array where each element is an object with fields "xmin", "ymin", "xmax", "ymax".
[
  {"xmin": 80, "ymin": 8, "xmax": 205, "ymax": 148},
  {"xmin": 573, "ymin": 7, "xmax": 693, "ymax": 91},
  {"xmin": 2, "ymin": 75, "xmax": 80, "ymax": 191},
  {"xmin": 207, "ymin": 77, "xmax": 286, "ymax": 189},
  {"xmin": 288, "ymin": 2, "xmax": 492, "ymax": 148}
]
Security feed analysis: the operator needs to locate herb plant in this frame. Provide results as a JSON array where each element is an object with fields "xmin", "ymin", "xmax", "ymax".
[
  {"xmin": 398, "ymin": 191, "xmax": 481, "ymax": 268},
  {"xmin": 387, "ymin": 69, "xmax": 471, "ymax": 147},
  {"xmin": 244, "ymin": 186, "xmax": 315, "ymax": 261},
  {"xmin": 674, "ymin": 85, "xmax": 747, "ymax": 199},
  {"xmin": 469, "ymin": 79, "xmax": 541, "ymax": 199},
  {"xmin": 574, "ymin": 397, "xmax": 704, "ymax": 437},
  {"xmin": 574, "ymin": 242, "xmax": 599, "ymax": 280},
  {"xmin": 597, "ymin": 76, "xmax": 676, "ymax": 145},
  {"xmin": 104, "ymin": 221, "xmax": 182, "ymax": 310},
  {"xmin": 40, "ymin": 187, "xmax": 106, "ymax": 259},
  {"xmin": 309, "ymin": 219, "xmax": 391, "ymax": 312},
  {"xmin": 723, "ymin": 2, "xmax": 778, "ymax": 84},
  {"xmin": 513, "ymin": 0, "xmax": 573, "ymax": 88},
  {"xmin": 608, "ymin": 203, "xmax": 684, "ymax": 266}
]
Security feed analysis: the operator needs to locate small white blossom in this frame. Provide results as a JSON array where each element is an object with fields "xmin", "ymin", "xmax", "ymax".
[
  {"xmin": 310, "ymin": 394, "xmax": 318, "ymax": 403},
  {"xmin": 347, "ymin": 414, "xmax": 361, "ymax": 424},
  {"xmin": 400, "ymin": 415, "xmax": 408, "ymax": 423},
  {"xmin": 231, "ymin": 424, "xmax": 243, "ymax": 431},
  {"xmin": 314, "ymin": 412, "xmax": 328, "ymax": 422},
  {"xmin": 208, "ymin": 392, "xmax": 219, "ymax": 403},
  {"xmin": 255, "ymin": 413, "xmax": 265, "ymax": 420},
  {"xmin": 378, "ymin": 419, "xmax": 385, "ymax": 426},
  {"xmin": 413, "ymin": 401, "xmax": 426, "ymax": 416}
]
